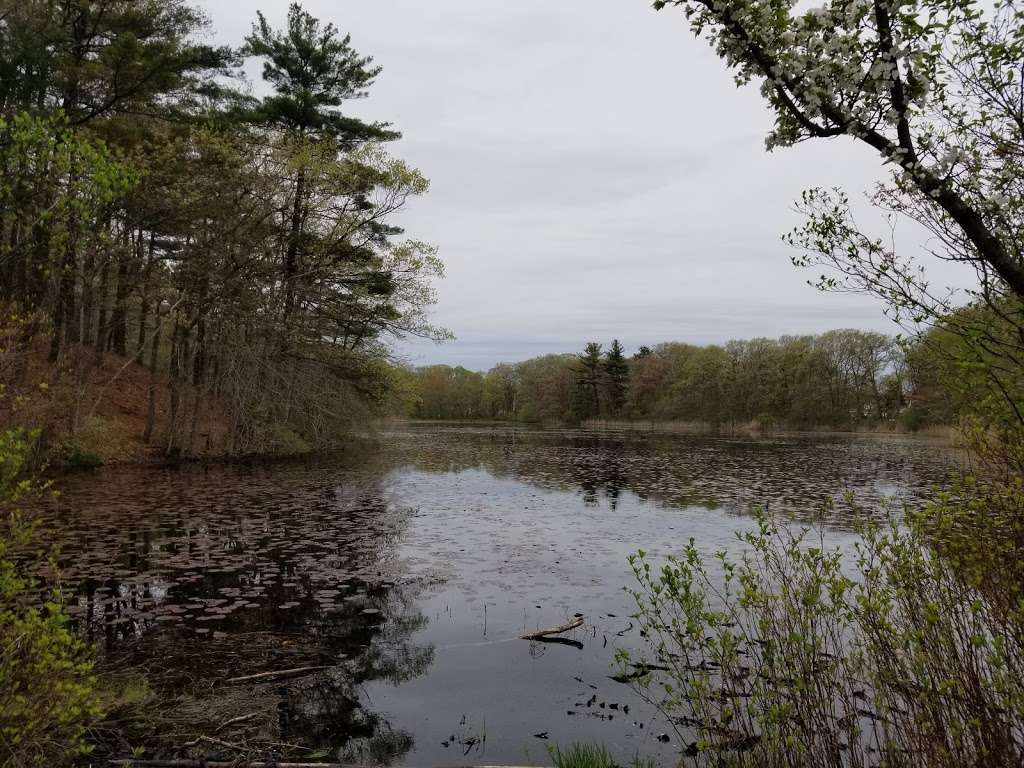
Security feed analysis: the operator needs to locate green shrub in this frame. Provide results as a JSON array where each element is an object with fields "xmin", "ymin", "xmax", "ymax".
[
  {"xmin": 622, "ymin": 499, "xmax": 1024, "ymax": 767},
  {"xmin": 66, "ymin": 450, "xmax": 103, "ymax": 469},
  {"xmin": 65, "ymin": 415, "xmax": 134, "ymax": 466},
  {"xmin": 898, "ymin": 406, "xmax": 926, "ymax": 432},
  {"xmin": 257, "ymin": 420, "xmax": 313, "ymax": 455},
  {"xmin": 0, "ymin": 429, "xmax": 103, "ymax": 766}
]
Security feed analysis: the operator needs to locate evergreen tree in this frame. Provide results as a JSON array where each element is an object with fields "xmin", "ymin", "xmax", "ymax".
[
  {"xmin": 242, "ymin": 3, "xmax": 398, "ymax": 143},
  {"xmin": 604, "ymin": 339, "xmax": 629, "ymax": 417},
  {"xmin": 242, "ymin": 3, "xmax": 401, "ymax": 326},
  {"xmin": 0, "ymin": 0, "xmax": 232, "ymax": 126},
  {"xmin": 574, "ymin": 342, "xmax": 603, "ymax": 420}
]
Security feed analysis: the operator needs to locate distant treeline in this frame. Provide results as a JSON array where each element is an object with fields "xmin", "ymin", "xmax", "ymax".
[{"xmin": 396, "ymin": 330, "xmax": 953, "ymax": 430}]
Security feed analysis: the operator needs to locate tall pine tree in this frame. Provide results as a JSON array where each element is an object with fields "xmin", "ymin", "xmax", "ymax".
[
  {"xmin": 604, "ymin": 339, "xmax": 629, "ymax": 417},
  {"xmin": 242, "ymin": 4, "xmax": 400, "ymax": 326},
  {"xmin": 574, "ymin": 342, "xmax": 603, "ymax": 420}
]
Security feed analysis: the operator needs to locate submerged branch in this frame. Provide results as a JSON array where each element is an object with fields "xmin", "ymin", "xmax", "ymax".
[{"xmin": 520, "ymin": 615, "xmax": 584, "ymax": 640}]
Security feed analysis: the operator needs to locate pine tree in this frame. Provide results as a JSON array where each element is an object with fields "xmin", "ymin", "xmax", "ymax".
[
  {"xmin": 242, "ymin": 4, "xmax": 398, "ymax": 144},
  {"xmin": 242, "ymin": 3, "xmax": 401, "ymax": 326},
  {"xmin": 574, "ymin": 342, "xmax": 603, "ymax": 420},
  {"xmin": 604, "ymin": 339, "xmax": 629, "ymax": 417}
]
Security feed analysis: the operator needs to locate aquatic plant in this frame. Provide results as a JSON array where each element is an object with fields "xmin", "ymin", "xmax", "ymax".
[{"xmin": 547, "ymin": 742, "xmax": 656, "ymax": 768}]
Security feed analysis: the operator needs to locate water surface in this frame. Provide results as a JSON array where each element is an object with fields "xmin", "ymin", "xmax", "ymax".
[{"xmin": 47, "ymin": 424, "xmax": 954, "ymax": 765}]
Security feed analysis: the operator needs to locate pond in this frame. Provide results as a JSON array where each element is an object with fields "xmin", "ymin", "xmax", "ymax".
[{"xmin": 45, "ymin": 423, "xmax": 955, "ymax": 766}]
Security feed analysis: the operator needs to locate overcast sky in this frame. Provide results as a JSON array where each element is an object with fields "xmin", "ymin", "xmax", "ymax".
[{"xmin": 197, "ymin": 0, "xmax": 961, "ymax": 371}]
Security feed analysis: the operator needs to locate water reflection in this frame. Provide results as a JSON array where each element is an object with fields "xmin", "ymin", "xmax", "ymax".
[
  {"xmin": 47, "ymin": 457, "xmax": 435, "ymax": 762},
  {"xmin": 385, "ymin": 424, "xmax": 954, "ymax": 523},
  {"xmin": 42, "ymin": 425, "xmax": 956, "ymax": 765}
]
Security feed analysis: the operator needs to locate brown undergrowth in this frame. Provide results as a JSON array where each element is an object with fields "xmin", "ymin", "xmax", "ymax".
[{"xmin": 2, "ymin": 325, "xmax": 234, "ymax": 466}]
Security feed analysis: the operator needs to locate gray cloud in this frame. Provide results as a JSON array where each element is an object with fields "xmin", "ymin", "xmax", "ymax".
[{"xmin": 198, "ymin": 0, "xmax": 974, "ymax": 371}]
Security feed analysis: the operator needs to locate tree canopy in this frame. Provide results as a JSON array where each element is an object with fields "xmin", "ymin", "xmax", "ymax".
[{"xmin": 0, "ymin": 2, "xmax": 446, "ymax": 458}]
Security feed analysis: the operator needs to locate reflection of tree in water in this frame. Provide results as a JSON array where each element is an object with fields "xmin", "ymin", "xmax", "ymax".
[
  {"xmin": 275, "ymin": 580, "xmax": 434, "ymax": 763},
  {"xmin": 390, "ymin": 427, "xmax": 952, "ymax": 524},
  {"xmin": 396, "ymin": 431, "xmax": 722, "ymax": 511},
  {"xmin": 42, "ymin": 459, "xmax": 438, "ymax": 764},
  {"xmin": 577, "ymin": 451, "xmax": 627, "ymax": 509}
]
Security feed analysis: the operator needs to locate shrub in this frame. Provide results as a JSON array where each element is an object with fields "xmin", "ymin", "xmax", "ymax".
[
  {"xmin": 621, "ymin": 498, "xmax": 1024, "ymax": 767},
  {"xmin": 64, "ymin": 415, "xmax": 134, "ymax": 467},
  {"xmin": 65, "ymin": 450, "xmax": 103, "ymax": 469},
  {"xmin": 0, "ymin": 429, "xmax": 102, "ymax": 766}
]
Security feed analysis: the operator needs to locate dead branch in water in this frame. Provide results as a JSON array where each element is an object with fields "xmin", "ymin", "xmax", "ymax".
[
  {"xmin": 520, "ymin": 615, "xmax": 584, "ymax": 640},
  {"xmin": 226, "ymin": 666, "xmax": 331, "ymax": 684}
]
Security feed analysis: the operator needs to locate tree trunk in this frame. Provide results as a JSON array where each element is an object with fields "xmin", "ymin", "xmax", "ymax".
[
  {"xmin": 166, "ymin": 320, "xmax": 190, "ymax": 456},
  {"xmin": 135, "ymin": 233, "xmax": 155, "ymax": 359},
  {"xmin": 143, "ymin": 302, "xmax": 164, "ymax": 444},
  {"xmin": 282, "ymin": 167, "xmax": 306, "ymax": 327},
  {"xmin": 80, "ymin": 249, "xmax": 96, "ymax": 347},
  {"xmin": 111, "ymin": 227, "xmax": 134, "ymax": 356},
  {"xmin": 93, "ymin": 258, "xmax": 111, "ymax": 365},
  {"xmin": 49, "ymin": 246, "xmax": 76, "ymax": 363}
]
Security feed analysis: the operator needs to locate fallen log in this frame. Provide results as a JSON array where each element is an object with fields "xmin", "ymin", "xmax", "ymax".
[
  {"xmin": 520, "ymin": 615, "xmax": 584, "ymax": 640},
  {"xmin": 226, "ymin": 665, "xmax": 332, "ymax": 684}
]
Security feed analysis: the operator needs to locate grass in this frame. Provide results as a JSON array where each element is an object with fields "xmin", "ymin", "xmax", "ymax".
[{"xmin": 547, "ymin": 742, "xmax": 656, "ymax": 768}]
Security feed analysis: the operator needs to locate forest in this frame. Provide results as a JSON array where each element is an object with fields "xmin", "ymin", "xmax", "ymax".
[
  {"xmin": 0, "ymin": 0, "xmax": 445, "ymax": 462},
  {"xmin": 401, "ymin": 329, "xmax": 951, "ymax": 430}
]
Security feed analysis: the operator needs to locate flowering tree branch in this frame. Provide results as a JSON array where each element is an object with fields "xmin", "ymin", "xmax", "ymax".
[{"xmin": 656, "ymin": 0, "xmax": 1024, "ymax": 297}]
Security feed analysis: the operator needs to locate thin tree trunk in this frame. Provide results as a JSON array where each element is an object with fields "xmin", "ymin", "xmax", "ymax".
[
  {"xmin": 135, "ymin": 233, "xmax": 155, "ymax": 359},
  {"xmin": 80, "ymin": 250, "xmax": 96, "ymax": 347},
  {"xmin": 282, "ymin": 167, "xmax": 306, "ymax": 327},
  {"xmin": 111, "ymin": 227, "xmax": 133, "ymax": 356},
  {"xmin": 166, "ymin": 320, "xmax": 191, "ymax": 456},
  {"xmin": 188, "ymin": 387, "xmax": 201, "ymax": 455},
  {"xmin": 49, "ymin": 248, "xmax": 76, "ymax": 363},
  {"xmin": 143, "ymin": 302, "xmax": 164, "ymax": 444},
  {"xmin": 93, "ymin": 258, "xmax": 112, "ymax": 365}
]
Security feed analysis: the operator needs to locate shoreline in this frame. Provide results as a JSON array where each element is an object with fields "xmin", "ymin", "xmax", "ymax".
[{"xmin": 391, "ymin": 418, "xmax": 958, "ymax": 444}]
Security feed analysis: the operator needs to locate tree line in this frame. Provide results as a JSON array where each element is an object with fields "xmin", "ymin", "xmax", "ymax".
[
  {"xmin": 0, "ymin": 1, "xmax": 445, "ymax": 457},
  {"xmin": 399, "ymin": 329, "xmax": 954, "ymax": 430}
]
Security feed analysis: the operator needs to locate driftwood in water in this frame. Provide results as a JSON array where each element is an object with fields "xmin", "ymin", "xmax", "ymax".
[
  {"xmin": 520, "ymin": 615, "xmax": 584, "ymax": 640},
  {"xmin": 226, "ymin": 665, "xmax": 331, "ymax": 684}
]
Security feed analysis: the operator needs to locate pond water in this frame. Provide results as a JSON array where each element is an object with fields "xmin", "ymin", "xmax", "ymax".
[{"xmin": 45, "ymin": 423, "xmax": 955, "ymax": 766}]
